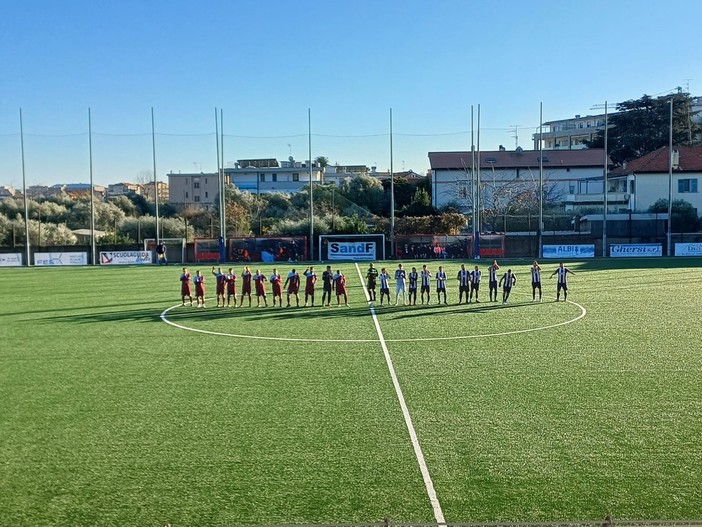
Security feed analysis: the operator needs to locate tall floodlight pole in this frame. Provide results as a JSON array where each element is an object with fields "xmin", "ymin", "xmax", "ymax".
[
  {"xmin": 220, "ymin": 108, "xmax": 226, "ymax": 243},
  {"xmin": 539, "ymin": 102, "xmax": 544, "ymax": 259},
  {"xmin": 308, "ymin": 108, "xmax": 313, "ymax": 261},
  {"xmin": 88, "ymin": 108, "xmax": 96, "ymax": 265},
  {"xmin": 151, "ymin": 107, "xmax": 160, "ymax": 243},
  {"xmin": 603, "ymin": 101, "xmax": 608, "ymax": 257},
  {"xmin": 390, "ymin": 108, "xmax": 395, "ymax": 259},
  {"xmin": 215, "ymin": 108, "xmax": 225, "ymax": 262},
  {"xmin": 20, "ymin": 109, "xmax": 30, "ymax": 266},
  {"xmin": 667, "ymin": 98, "xmax": 674, "ymax": 256},
  {"xmin": 471, "ymin": 106, "xmax": 476, "ymax": 257},
  {"xmin": 475, "ymin": 104, "xmax": 481, "ymax": 257}
]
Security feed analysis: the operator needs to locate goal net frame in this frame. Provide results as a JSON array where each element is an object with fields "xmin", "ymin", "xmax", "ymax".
[{"xmin": 143, "ymin": 238, "xmax": 186, "ymax": 263}]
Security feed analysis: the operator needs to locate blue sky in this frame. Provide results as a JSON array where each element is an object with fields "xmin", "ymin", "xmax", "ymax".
[{"xmin": 1, "ymin": 0, "xmax": 701, "ymax": 188}]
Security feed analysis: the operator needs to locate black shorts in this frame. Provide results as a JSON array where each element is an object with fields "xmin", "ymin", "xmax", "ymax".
[
  {"xmin": 503, "ymin": 286, "xmax": 512, "ymax": 293},
  {"xmin": 489, "ymin": 280, "xmax": 498, "ymax": 290},
  {"xmin": 532, "ymin": 281, "xmax": 541, "ymax": 289},
  {"xmin": 368, "ymin": 281, "xmax": 376, "ymax": 290},
  {"xmin": 421, "ymin": 285, "xmax": 430, "ymax": 293},
  {"xmin": 557, "ymin": 282, "xmax": 568, "ymax": 292},
  {"xmin": 459, "ymin": 285, "xmax": 470, "ymax": 293},
  {"xmin": 323, "ymin": 285, "xmax": 333, "ymax": 293},
  {"xmin": 471, "ymin": 282, "xmax": 480, "ymax": 291},
  {"xmin": 380, "ymin": 287, "xmax": 390, "ymax": 294},
  {"xmin": 409, "ymin": 287, "xmax": 417, "ymax": 294},
  {"xmin": 437, "ymin": 286, "xmax": 446, "ymax": 293}
]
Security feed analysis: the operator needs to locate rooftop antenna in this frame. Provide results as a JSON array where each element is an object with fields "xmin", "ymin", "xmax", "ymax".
[{"xmin": 510, "ymin": 125, "xmax": 520, "ymax": 149}]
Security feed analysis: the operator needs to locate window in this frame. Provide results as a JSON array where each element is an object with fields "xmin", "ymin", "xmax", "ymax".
[
  {"xmin": 569, "ymin": 185, "xmax": 575, "ymax": 194},
  {"xmin": 204, "ymin": 178, "xmax": 208, "ymax": 184},
  {"xmin": 678, "ymin": 178, "xmax": 698, "ymax": 193},
  {"xmin": 292, "ymin": 173, "xmax": 299, "ymax": 182},
  {"xmin": 272, "ymin": 173, "xmax": 277, "ymax": 182},
  {"xmin": 193, "ymin": 182, "xmax": 200, "ymax": 189},
  {"xmin": 259, "ymin": 173, "xmax": 266, "ymax": 182},
  {"xmin": 185, "ymin": 192, "xmax": 189, "ymax": 198},
  {"xmin": 205, "ymin": 192, "xmax": 208, "ymax": 198},
  {"xmin": 194, "ymin": 195, "xmax": 200, "ymax": 202}
]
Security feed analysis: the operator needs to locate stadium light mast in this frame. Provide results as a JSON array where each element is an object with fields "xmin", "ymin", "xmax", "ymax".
[
  {"xmin": 151, "ymin": 107, "xmax": 160, "ymax": 244},
  {"xmin": 476, "ymin": 104, "xmax": 481, "ymax": 257},
  {"xmin": 667, "ymin": 98, "xmax": 674, "ymax": 256},
  {"xmin": 390, "ymin": 108, "xmax": 395, "ymax": 259},
  {"xmin": 215, "ymin": 108, "xmax": 226, "ymax": 262},
  {"xmin": 539, "ymin": 102, "xmax": 544, "ymax": 259},
  {"xmin": 471, "ymin": 105, "xmax": 476, "ymax": 257},
  {"xmin": 88, "ymin": 108, "xmax": 96, "ymax": 265},
  {"xmin": 19, "ymin": 109, "xmax": 30, "ymax": 267},
  {"xmin": 308, "ymin": 108, "xmax": 314, "ymax": 261},
  {"xmin": 603, "ymin": 101, "xmax": 608, "ymax": 257}
]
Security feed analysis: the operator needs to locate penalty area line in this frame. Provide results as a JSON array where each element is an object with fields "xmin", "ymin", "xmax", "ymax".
[{"xmin": 354, "ymin": 263, "xmax": 446, "ymax": 525}]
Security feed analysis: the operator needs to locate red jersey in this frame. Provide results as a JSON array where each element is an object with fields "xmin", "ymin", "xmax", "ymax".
[
  {"xmin": 304, "ymin": 271, "xmax": 317, "ymax": 295},
  {"xmin": 213, "ymin": 271, "xmax": 226, "ymax": 294},
  {"xmin": 334, "ymin": 274, "xmax": 347, "ymax": 294},
  {"xmin": 241, "ymin": 271, "xmax": 252, "ymax": 294},
  {"xmin": 286, "ymin": 272, "xmax": 300, "ymax": 294},
  {"xmin": 193, "ymin": 275, "xmax": 205, "ymax": 296},
  {"xmin": 225, "ymin": 273, "xmax": 236, "ymax": 294},
  {"xmin": 270, "ymin": 274, "xmax": 282, "ymax": 295},
  {"xmin": 180, "ymin": 273, "xmax": 191, "ymax": 296},
  {"xmin": 253, "ymin": 273, "xmax": 267, "ymax": 296}
]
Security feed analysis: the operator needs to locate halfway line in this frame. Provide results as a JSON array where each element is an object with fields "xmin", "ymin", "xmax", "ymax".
[{"xmin": 354, "ymin": 263, "xmax": 446, "ymax": 525}]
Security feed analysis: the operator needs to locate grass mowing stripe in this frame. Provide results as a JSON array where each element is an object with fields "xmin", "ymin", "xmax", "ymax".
[{"xmin": 354, "ymin": 263, "xmax": 446, "ymax": 525}]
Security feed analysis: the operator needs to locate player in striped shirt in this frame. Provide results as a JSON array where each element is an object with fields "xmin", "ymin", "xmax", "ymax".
[
  {"xmin": 488, "ymin": 260, "xmax": 500, "ymax": 302},
  {"xmin": 499, "ymin": 268, "xmax": 516, "ymax": 304},
  {"xmin": 550, "ymin": 262, "xmax": 576, "ymax": 301},
  {"xmin": 408, "ymin": 266, "xmax": 419, "ymax": 306},
  {"xmin": 436, "ymin": 265, "xmax": 448, "ymax": 304},
  {"xmin": 469, "ymin": 265, "xmax": 481, "ymax": 303},
  {"xmin": 531, "ymin": 261, "xmax": 542, "ymax": 303},
  {"xmin": 420, "ymin": 264, "xmax": 432, "ymax": 305},
  {"xmin": 457, "ymin": 264, "xmax": 471, "ymax": 304},
  {"xmin": 378, "ymin": 267, "xmax": 391, "ymax": 306},
  {"xmin": 394, "ymin": 263, "xmax": 407, "ymax": 306}
]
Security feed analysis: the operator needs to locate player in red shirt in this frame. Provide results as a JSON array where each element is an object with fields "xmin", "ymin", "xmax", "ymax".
[
  {"xmin": 239, "ymin": 266, "xmax": 253, "ymax": 307},
  {"xmin": 270, "ymin": 268, "xmax": 283, "ymax": 307},
  {"xmin": 225, "ymin": 268, "xmax": 237, "ymax": 307},
  {"xmin": 303, "ymin": 266, "xmax": 317, "ymax": 307},
  {"xmin": 212, "ymin": 266, "xmax": 226, "ymax": 307},
  {"xmin": 253, "ymin": 269, "xmax": 268, "ymax": 307},
  {"xmin": 180, "ymin": 267, "xmax": 193, "ymax": 306},
  {"xmin": 334, "ymin": 269, "xmax": 349, "ymax": 306},
  {"xmin": 193, "ymin": 270, "xmax": 206, "ymax": 308},
  {"xmin": 284, "ymin": 268, "xmax": 301, "ymax": 307}
]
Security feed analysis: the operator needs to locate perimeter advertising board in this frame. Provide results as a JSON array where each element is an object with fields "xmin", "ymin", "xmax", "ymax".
[
  {"xmin": 99, "ymin": 251, "xmax": 153, "ymax": 265},
  {"xmin": 0, "ymin": 253, "xmax": 22, "ymax": 266},
  {"xmin": 543, "ymin": 244, "xmax": 595, "ymax": 259},
  {"xmin": 35, "ymin": 252, "xmax": 88, "ymax": 266},
  {"xmin": 610, "ymin": 244, "xmax": 663, "ymax": 257},
  {"xmin": 328, "ymin": 241, "xmax": 376, "ymax": 261},
  {"xmin": 674, "ymin": 242, "xmax": 702, "ymax": 256}
]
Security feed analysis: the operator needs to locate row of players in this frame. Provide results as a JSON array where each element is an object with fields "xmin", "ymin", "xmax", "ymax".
[
  {"xmin": 365, "ymin": 261, "xmax": 575, "ymax": 306},
  {"xmin": 179, "ymin": 265, "xmax": 349, "ymax": 308},
  {"xmin": 178, "ymin": 261, "xmax": 576, "ymax": 308}
]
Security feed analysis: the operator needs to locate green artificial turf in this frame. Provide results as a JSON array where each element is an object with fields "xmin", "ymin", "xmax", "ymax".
[{"xmin": 1, "ymin": 259, "xmax": 701, "ymax": 526}]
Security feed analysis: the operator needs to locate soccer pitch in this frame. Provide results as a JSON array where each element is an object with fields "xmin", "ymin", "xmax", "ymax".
[{"xmin": 1, "ymin": 258, "xmax": 701, "ymax": 526}]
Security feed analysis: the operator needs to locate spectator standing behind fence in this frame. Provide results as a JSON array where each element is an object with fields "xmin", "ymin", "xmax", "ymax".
[{"xmin": 156, "ymin": 242, "xmax": 167, "ymax": 265}]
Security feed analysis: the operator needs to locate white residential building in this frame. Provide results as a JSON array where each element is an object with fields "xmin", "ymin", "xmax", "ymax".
[{"xmin": 428, "ymin": 148, "xmax": 611, "ymax": 212}]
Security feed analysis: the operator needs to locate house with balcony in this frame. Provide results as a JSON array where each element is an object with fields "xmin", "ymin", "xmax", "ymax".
[
  {"xmin": 107, "ymin": 182, "xmax": 142, "ymax": 197},
  {"xmin": 428, "ymin": 148, "xmax": 611, "ymax": 213},
  {"xmin": 533, "ymin": 114, "xmax": 609, "ymax": 150}
]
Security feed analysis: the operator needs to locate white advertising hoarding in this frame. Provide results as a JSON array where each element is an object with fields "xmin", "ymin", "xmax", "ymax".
[
  {"xmin": 328, "ymin": 241, "xmax": 376, "ymax": 261},
  {"xmin": 610, "ymin": 244, "xmax": 663, "ymax": 257},
  {"xmin": 543, "ymin": 244, "xmax": 595, "ymax": 259},
  {"xmin": 674, "ymin": 242, "xmax": 702, "ymax": 256},
  {"xmin": 99, "ymin": 251, "xmax": 153, "ymax": 265},
  {"xmin": 0, "ymin": 253, "xmax": 22, "ymax": 267},
  {"xmin": 34, "ymin": 252, "xmax": 88, "ymax": 266}
]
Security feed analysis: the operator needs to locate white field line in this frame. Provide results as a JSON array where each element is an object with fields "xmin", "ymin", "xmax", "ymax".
[{"xmin": 354, "ymin": 263, "xmax": 446, "ymax": 525}]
